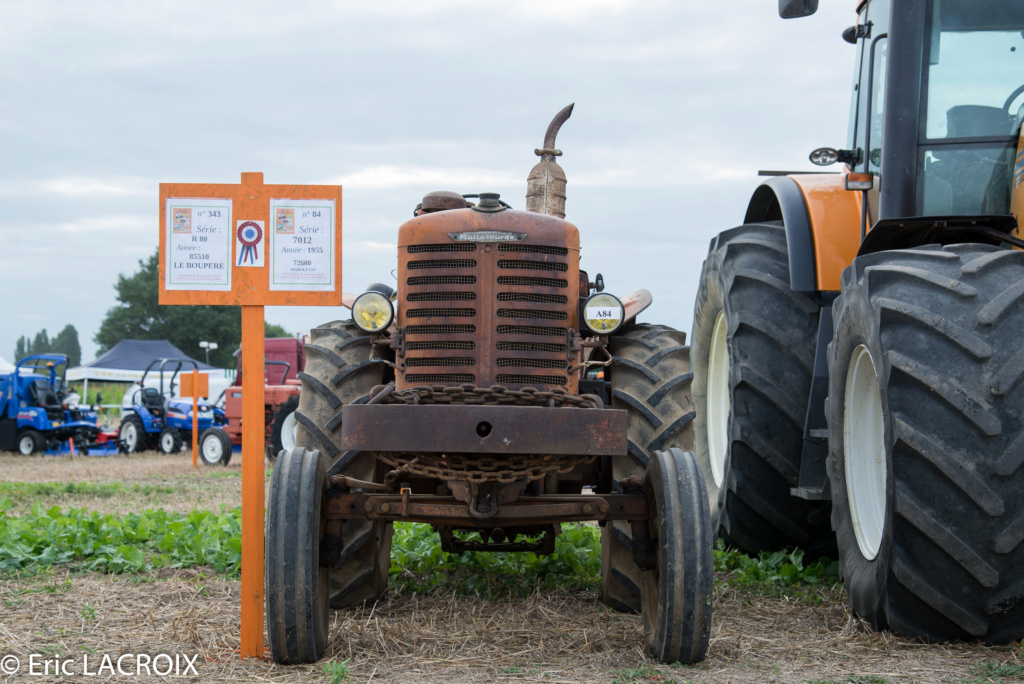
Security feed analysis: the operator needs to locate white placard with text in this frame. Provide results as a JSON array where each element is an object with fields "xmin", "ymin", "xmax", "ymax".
[
  {"xmin": 165, "ymin": 198, "xmax": 232, "ymax": 290},
  {"xmin": 268, "ymin": 199, "xmax": 335, "ymax": 291}
]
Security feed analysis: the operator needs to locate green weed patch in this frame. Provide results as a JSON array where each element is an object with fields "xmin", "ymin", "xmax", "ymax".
[
  {"xmin": 714, "ymin": 539, "xmax": 840, "ymax": 594},
  {"xmin": 0, "ymin": 481, "xmax": 174, "ymax": 501}
]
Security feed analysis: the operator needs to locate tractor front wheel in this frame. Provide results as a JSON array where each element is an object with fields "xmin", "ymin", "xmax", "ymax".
[
  {"xmin": 266, "ymin": 446, "xmax": 331, "ymax": 663},
  {"xmin": 641, "ymin": 447, "xmax": 713, "ymax": 664},
  {"xmin": 158, "ymin": 428, "xmax": 182, "ymax": 455},
  {"xmin": 198, "ymin": 427, "xmax": 232, "ymax": 466},
  {"xmin": 18, "ymin": 429, "xmax": 44, "ymax": 455},
  {"xmin": 118, "ymin": 415, "xmax": 147, "ymax": 453}
]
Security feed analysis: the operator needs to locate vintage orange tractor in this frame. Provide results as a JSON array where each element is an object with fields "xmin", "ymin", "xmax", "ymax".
[{"xmin": 264, "ymin": 106, "xmax": 714, "ymax": 664}]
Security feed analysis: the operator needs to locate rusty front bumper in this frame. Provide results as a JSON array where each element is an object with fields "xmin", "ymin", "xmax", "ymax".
[{"xmin": 341, "ymin": 403, "xmax": 627, "ymax": 455}]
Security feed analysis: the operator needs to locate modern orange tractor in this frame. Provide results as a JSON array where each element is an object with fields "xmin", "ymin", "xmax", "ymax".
[
  {"xmin": 691, "ymin": 0, "xmax": 1024, "ymax": 643},
  {"xmin": 264, "ymin": 106, "xmax": 714, "ymax": 665}
]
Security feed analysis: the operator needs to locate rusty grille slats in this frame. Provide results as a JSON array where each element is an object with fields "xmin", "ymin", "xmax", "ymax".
[
  {"xmin": 496, "ymin": 276, "xmax": 568, "ymax": 289},
  {"xmin": 406, "ymin": 357, "xmax": 475, "ymax": 367},
  {"xmin": 497, "ymin": 259, "xmax": 568, "ymax": 272},
  {"xmin": 408, "ymin": 275, "xmax": 477, "ymax": 286},
  {"xmin": 495, "ymin": 341, "xmax": 564, "ymax": 353},
  {"xmin": 496, "ymin": 374, "xmax": 567, "ymax": 386},
  {"xmin": 408, "ymin": 243, "xmax": 477, "ymax": 253},
  {"xmin": 496, "ymin": 358, "xmax": 567, "ymax": 369},
  {"xmin": 408, "ymin": 259, "xmax": 476, "ymax": 270},
  {"xmin": 495, "ymin": 324, "xmax": 565, "ymax": 337},
  {"xmin": 407, "ymin": 341, "xmax": 476, "ymax": 350},
  {"xmin": 406, "ymin": 373, "xmax": 475, "ymax": 384},
  {"xmin": 496, "ymin": 308, "xmax": 567, "ymax": 321},
  {"xmin": 406, "ymin": 308, "xmax": 476, "ymax": 318},
  {"xmin": 407, "ymin": 292, "xmax": 477, "ymax": 301},
  {"xmin": 405, "ymin": 324, "xmax": 476, "ymax": 335},
  {"xmin": 497, "ymin": 244, "xmax": 569, "ymax": 256},
  {"xmin": 496, "ymin": 292, "xmax": 567, "ymax": 304}
]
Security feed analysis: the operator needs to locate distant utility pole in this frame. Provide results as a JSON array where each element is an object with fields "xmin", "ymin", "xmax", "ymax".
[{"xmin": 199, "ymin": 340, "xmax": 218, "ymax": 365}]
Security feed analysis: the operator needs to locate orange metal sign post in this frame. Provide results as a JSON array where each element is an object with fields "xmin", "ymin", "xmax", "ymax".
[
  {"xmin": 180, "ymin": 370, "xmax": 210, "ymax": 468},
  {"xmin": 158, "ymin": 172, "xmax": 342, "ymax": 659}
]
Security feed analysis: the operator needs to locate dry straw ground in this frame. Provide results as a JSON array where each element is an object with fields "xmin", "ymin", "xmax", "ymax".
[{"xmin": 0, "ymin": 453, "xmax": 1021, "ymax": 683}]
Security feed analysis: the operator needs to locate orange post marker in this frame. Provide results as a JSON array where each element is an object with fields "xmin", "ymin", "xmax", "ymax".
[
  {"xmin": 240, "ymin": 305, "xmax": 266, "ymax": 658},
  {"xmin": 180, "ymin": 370, "xmax": 209, "ymax": 469}
]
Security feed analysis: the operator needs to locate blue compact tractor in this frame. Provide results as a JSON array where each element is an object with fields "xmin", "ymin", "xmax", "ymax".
[
  {"xmin": 119, "ymin": 358, "xmax": 223, "ymax": 455},
  {"xmin": 0, "ymin": 354, "xmax": 101, "ymax": 455}
]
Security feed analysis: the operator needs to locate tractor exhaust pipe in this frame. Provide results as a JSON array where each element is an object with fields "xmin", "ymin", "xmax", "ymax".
[{"xmin": 526, "ymin": 103, "xmax": 574, "ymax": 219}]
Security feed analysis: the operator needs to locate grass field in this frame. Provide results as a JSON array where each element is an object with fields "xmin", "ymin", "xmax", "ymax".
[{"xmin": 0, "ymin": 452, "xmax": 1021, "ymax": 683}]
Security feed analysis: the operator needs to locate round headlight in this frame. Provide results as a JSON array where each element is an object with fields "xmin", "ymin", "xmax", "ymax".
[
  {"xmin": 352, "ymin": 291, "xmax": 395, "ymax": 333},
  {"xmin": 582, "ymin": 293, "xmax": 624, "ymax": 335}
]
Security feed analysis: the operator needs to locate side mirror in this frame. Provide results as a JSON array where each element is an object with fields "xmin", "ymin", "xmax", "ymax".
[{"xmin": 779, "ymin": 0, "xmax": 818, "ymax": 19}]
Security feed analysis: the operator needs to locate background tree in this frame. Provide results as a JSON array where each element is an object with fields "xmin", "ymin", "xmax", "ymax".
[
  {"xmin": 94, "ymin": 250, "xmax": 296, "ymax": 368},
  {"xmin": 12, "ymin": 325, "xmax": 81, "ymax": 366}
]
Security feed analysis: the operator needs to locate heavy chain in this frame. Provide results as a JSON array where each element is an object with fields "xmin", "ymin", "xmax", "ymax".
[
  {"xmin": 375, "ymin": 451, "xmax": 597, "ymax": 485},
  {"xmin": 370, "ymin": 383, "xmax": 603, "ymax": 409},
  {"xmin": 367, "ymin": 382, "xmax": 601, "ymax": 483}
]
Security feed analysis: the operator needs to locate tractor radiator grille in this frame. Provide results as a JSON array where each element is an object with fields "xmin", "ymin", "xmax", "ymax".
[{"xmin": 398, "ymin": 229, "xmax": 577, "ymax": 390}]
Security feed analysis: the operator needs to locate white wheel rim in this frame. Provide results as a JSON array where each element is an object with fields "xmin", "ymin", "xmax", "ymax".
[
  {"xmin": 202, "ymin": 435, "xmax": 223, "ymax": 464},
  {"xmin": 706, "ymin": 310, "xmax": 730, "ymax": 488},
  {"xmin": 281, "ymin": 411, "xmax": 297, "ymax": 451},
  {"xmin": 844, "ymin": 345, "xmax": 887, "ymax": 561},
  {"xmin": 161, "ymin": 432, "xmax": 175, "ymax": 452},
  {"xmin": 19, "ymin": 435, "xmax": 34, "ymax": 455},
  {"xmin": 123, "ymin": 423, "xmax": 137, "ymax": 451}
]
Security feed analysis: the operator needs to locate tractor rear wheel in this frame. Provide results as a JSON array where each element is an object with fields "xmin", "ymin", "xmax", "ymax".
[
  {"xmin": 294, "ymin": 319, "xmax": 393, "ymax": 609},
  {"xmin": 119, "ymin": 415, "xmax": 147, "ymax": 454},
  {"xmin": 828, "ymin": 244, "xmax": 1024, "ymax": 643},
  {"xmin": 268, "ymin": 394, "xmax": 299, "ymax": 463},
  {"xmin": 691, "ymin": 222, "xmax": 833, "ymax": 555},
  {"xmin": 18, "ymin": 429, "xmax": 43, "ymax": 455},
  {"xmin": 603, "ymin": 323, "xmax": 694, "ymax": 613},
  {"xmin": 641, "ymin": 448, "xmax": 713, "ymax": 664},
  {"xmin": 266, "ymin": 446, "xmax": 331, "ymax": 663}
]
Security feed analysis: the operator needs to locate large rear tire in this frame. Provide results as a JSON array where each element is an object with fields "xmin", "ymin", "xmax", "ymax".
[
  {"xmin": 603, "ymin": 323, "xmax": 694, "ymax": 613},
  {"xmin": 294, "ymin": 319, "xmax": 393, "ymax": 609},
  {"xmin": 266, "ymin": 446, "xmax": 330, "ymax": 664},
  {"xmin": 641, "ymin": 448, "xmax": 713, "ymax": 664},
  {"xmin": 828, "ymin": 244, "xmax": 1024, "ymax": 643},
  {"xmin": 691, "ymin": 223, "xmax": 833, "ymax": 555},
  {"xmin": 118, "ymin": 415, "xmax": 147, "ymax": 454}
]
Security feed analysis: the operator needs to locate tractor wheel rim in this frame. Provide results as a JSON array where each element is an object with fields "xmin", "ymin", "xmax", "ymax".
[
  {"xmin": 19, "ymin": 435, "xmax": 33, "ymax": 455},
  {"xmin": 124, "ymin": 423, "xmax": 137, "ymax": 450},
  {"xmin": 281, "ymin": 411, "xmax": 298, "ymax": 451},
  {"xmin": 161, "ymin": 432, "xmax": 174, "ymax": 452},
  {"xmin": 202, "ymin": 437, "xmax": 222, "ymax": 464},
  {"xmin": 707, "ymin": 310, "xmax": 730, "ymax": 488},
  {"xmin": 844, "ymin": 344, "xmax": 887, "ymax": 561}
]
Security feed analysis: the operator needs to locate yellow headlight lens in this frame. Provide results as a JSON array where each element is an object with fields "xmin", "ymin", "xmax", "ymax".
[
  {"xmin": 583, "ymin": 293, "xmax": 624, "ymax": 335},
  {"xmin": 352, "ymin": 291, "xmax": 394, "ymax": 333}
]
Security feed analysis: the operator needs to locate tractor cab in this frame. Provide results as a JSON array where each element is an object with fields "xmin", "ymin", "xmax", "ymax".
[{"xmin": 794, "ymin": 0, "xmax": 1024, "ymax": 247}]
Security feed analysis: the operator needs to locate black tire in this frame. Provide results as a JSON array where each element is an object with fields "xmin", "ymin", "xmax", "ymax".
[
  {"xmin": 828, "ymin": 244, "xmax": 1024, "ymax": 643},
  {"xmin": 691, "ymin": 222, "xmax": 834, "ymax": 556},
  {"xmin": 268, "ymin": 394, "xmax": 300, "ymax": 464},
  {"xmin": 17, "ymin": 429, "xmax": 44, "ymax": 455},
  {"xmin": 158, "ymin": 428, "xmax": 182, "ymax": 455},
  {"xmin": 266, "ymin": 446, "xmax": 330, "ymax": 664},
  {"xmin": 198, "ymin": 427, "xmax": 232, "ymax": 466},
  {"xmin": 118, "ymin": 414, "xmax": 148, "ymax": 454},
  {"xmin": 603, "ymin": 323, "xmax": 694, "ymax": 613},
  {"xmin": 294, "ymin": 319, "xmax": 392, "ymax": 609},
  {"xmin": 642, "ymin": 448, "xmax": 713, "ymax": 664}
]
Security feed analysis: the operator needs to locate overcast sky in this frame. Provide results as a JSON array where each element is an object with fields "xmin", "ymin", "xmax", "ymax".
[{"xmin": 0, "ymin": 0, "xmax": 856, "ymax": 365}]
